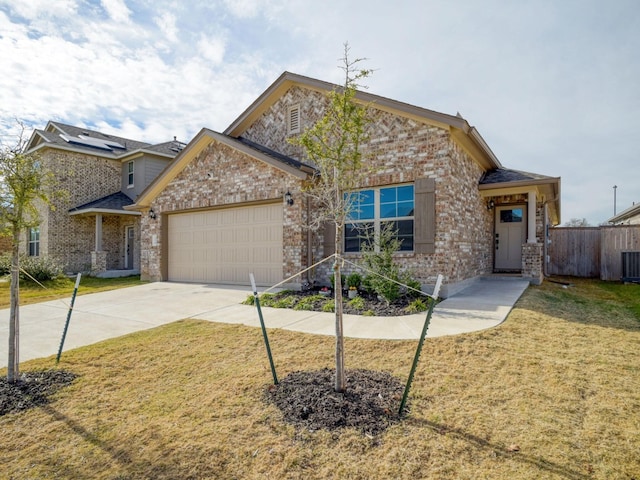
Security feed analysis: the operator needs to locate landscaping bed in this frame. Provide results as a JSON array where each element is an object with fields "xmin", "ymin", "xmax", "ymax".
[{"xmin": 247, "ymin": 288, "xmax": 430, "ymax": 317}]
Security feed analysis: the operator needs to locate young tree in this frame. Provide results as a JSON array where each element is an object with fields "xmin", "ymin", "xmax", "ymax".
[
  {"xmin": 291, "ymin": 45, "xmax": 373, "ymax": 392},
  {"xmin": 0, "ymin": 122, "xmax": 56, "ymax": 382}
]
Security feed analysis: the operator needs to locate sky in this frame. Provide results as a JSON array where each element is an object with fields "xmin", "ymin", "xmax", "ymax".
[{"xmin": 0, "ymin": 0, "xmax": 638, "ymax": 226}]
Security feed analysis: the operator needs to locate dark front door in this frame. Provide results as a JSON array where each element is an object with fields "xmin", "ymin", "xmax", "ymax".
[{"xmin": 125, "ymin": 226, "xmax": 134, "ymax": 269}]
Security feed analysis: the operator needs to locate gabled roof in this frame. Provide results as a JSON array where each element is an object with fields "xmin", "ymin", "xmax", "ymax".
[
  {"xmin": 224, "ymin": 71, "xmax": 503, "ymax": 170},
  {"xmin": 127, "ymin": 128, "xmax": 314, "ymax": 210},
  {"xmin": 608, "ymin": 202, "xmax": 640, "ymax": 224},
  {"xmin": 25, "ymin": 121, "xmax": 183, "ymax": 161},
  {"xmin": 69, "ymin": 192, "xmax": 139, "ymax": 216},
  {"xmin": 479, "ymin": 168, "xmax": 562, "ymax": 225}
]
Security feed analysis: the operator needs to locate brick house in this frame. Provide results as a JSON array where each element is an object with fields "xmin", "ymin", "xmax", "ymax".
[
  {"xmin": 23, "ymin": 121, "xmax": 184, "ymax": 275},
  {"xmin": 129, "ymin": 72, "xmax": 561, "ymax": 297}
]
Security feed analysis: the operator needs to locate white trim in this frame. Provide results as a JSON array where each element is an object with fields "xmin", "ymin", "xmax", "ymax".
[{"xmin": 69, "ymin": 208, "xmax": 141, "ymax": 216}]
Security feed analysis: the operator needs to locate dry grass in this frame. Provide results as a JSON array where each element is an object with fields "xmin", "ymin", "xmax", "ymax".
[
  {"xmin": 0, "ymin": 275, "xmax": 145, "ymax": 308},
  {"xmin": 0, "ymin": 278, "xmax": 638, "ymax": 479}
]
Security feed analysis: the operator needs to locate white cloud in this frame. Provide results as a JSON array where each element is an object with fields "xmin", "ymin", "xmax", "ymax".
[
  {"xmin": 100, "ymin": 0, "xmax": 132, "ymax": 23},
  {"xmin": 197, "ymin": 34, "xmax": 227, "ymax": 65},
  {"xmin": 154, "ymin": 11, "xmax": 178, "ymax": 43},
  {"xmin": 0, "ymin": 0, "xmax": 638, "ymax": 224}
]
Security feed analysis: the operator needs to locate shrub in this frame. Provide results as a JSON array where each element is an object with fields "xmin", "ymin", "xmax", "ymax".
[
  {"xmin": 0, "ymin": 253, "xmax": 11, "ymax": 276},
  {"xmin": 404, "ymin": 278, "xmax": 423, "ymax": 299},
  {"xmin": 361, "ymin": 225, "xmax": 402, "ymax": 304},
  {"xmin": 346, "ymin": 272, "xmax": 362, "ymax": 289},
  {"xmin": 19, "ymin": 255, "xmax": 64, "ymax": 282}
]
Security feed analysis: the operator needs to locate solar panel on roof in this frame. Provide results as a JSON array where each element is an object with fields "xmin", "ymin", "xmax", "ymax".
[
  {"xmin": 79, "ymin": 135, "xmax": 125, "ymax": 149},
  {"xmin": 59, "ymin": 134, "xmax": 126, "ymax": 151}
]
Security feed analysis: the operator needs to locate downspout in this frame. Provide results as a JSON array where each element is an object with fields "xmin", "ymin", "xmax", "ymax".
[{"xmin": 306, "ymin": 194, "xmax": 312, "ymax": 286}]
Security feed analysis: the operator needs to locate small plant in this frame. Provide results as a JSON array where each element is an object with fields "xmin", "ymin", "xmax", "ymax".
[
  {"xmin": 319, "ymin": 286, "xmax": 331, "ymax": 297},
  {"xmin": 362, "ymin": 310, "xmax": 375, "ymax": 317},
  {"xmin": 321, "ymin": 300, "xmax": 335, "ymax": 313},
  {"xmin": 346, "ymin": 295, "xmax": 365, "ymax": 311},
  {"xmin": 294, "ymin": 294, "xmax": 326, "ymax": 311},
  {"xmin": 258, "ymin": 293, "xmax": 277, "ymax": 307},
  {"xmin": 404, "ymin": 298, "xmax": 429, "ymax": 314},
  {"xmin": 241, "ymin": 295, "xmax": 255, "ymax": 305},
  {"xmin": 273, "ymin": 295, "xmax": 297, "ymax": 309},
  {"xmin": 346, "ymin": 272, "xmax": 362, "ymax": 289}
]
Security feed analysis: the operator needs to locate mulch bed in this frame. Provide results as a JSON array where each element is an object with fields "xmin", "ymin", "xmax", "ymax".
[
  {"xmin": 0, "ymin": 370, "xmax": 77, "ymax": 416},
  {"xmin": 266, "ymin": 288, "xmax": 424, "ymax": 317},
  {"xmin": 266, "ymin": 368, "xmax": 406, "ymax": 435}
]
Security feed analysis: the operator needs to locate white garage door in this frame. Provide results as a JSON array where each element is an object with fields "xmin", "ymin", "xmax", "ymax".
[{"xmin": 168, "ymin": 203, "xmax": 283, "ymax": 285}]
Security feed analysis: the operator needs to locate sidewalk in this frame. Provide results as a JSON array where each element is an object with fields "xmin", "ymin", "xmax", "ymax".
[{"xmin": 0, "ymin": 277, "xmax": 530, "ymax": 368}]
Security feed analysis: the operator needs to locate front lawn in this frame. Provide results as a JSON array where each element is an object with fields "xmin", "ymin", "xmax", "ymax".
[
  {"xmin": 0, "ymin": 275, "xmax": 146, "ymax": 308},
  {"xmin": 0, "ymin": 278, "xmax": 638, "ymax": 479}
]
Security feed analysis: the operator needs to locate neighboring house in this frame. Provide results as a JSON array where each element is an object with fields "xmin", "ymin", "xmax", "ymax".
[
  {"xmin": 608, "ymin": 202, "xmax": 640, "ymax": 225},
  {"xmin": 23, "ymin": 121, "xmax": 184, "ymax": 275},
  {"xmin": 129, "ymin": 72, "xmax": 561, "ymax": 297}
]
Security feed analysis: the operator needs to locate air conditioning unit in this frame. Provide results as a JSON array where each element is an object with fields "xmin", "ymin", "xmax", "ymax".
[{"xmin": 621, "ymin": 252, "xmax": 640, "ymax": 282}]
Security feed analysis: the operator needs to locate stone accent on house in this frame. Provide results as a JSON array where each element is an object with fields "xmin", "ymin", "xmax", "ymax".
[
  {"xmin": 91, "ymin": 250, "xmax": 107, "ymax": 274},
  {"xmin": 522, "ymin": 242, "xmax": 543, "ymax": 285}
]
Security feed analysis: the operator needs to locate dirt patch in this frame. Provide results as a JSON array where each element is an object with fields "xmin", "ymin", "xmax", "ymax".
[
  {"xmin": 0, "ymin": 370, "xmax": 77, "ymax": 416},
  {"xmin": 266, "ymin": 368, "xmax": 406, "ymax": 435}
]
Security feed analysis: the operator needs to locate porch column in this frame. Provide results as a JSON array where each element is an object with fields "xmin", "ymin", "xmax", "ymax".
[
  {"xmin": 95, "ymin": 214, "xmax": 103, "ymax": 251},
  {"xmin": 527, "ymin": 190, "xmax": 537, "ymax": 243}
]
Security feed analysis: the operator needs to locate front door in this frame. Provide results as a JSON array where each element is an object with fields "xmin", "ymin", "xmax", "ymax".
[
  {"xmin": 125, "ymin": 226, "xmax": 134, "ymax": 269},
  {"xmin": 495, "ymin": 206, "xmax": 526, "ymax": 271}
]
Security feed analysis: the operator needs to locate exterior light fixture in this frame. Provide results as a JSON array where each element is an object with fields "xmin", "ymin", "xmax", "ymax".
[
  {"xmin": 284, "ymin": 191, "xmax": 294, "ymax": 206},
  {"xmin": 487, "ymin": 199, "xmax": 495, "ymax": 210},
  {"xmin": 149, "ymin": 209, "xmax": 157, "ymax": 219}
]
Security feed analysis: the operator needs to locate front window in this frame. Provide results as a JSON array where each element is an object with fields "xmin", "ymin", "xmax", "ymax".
[
  {"xmin": 28, "ymin": 227, "xmax": 40, "ymax": 256},
  {"xmin": 345, "ymin": 184, "xmax": 415, "ymax": 252},
  {"xmin": 127, "ymin": 161, "xmax": 134, "ymax": 186}
]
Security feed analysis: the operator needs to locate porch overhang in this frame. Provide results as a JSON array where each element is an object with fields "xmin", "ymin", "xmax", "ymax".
[
  {"xmin": 69, "ymin": 208, "xmax": 141, "ymax": 217},
  {"xmin": 479, "ymin": 177, "xmax": 561, "ymax": 226}
]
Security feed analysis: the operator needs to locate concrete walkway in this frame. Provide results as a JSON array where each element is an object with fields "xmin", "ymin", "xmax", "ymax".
[{"xmin": 0, "ymin": 277, "xmax": 530, "ymax": 368}]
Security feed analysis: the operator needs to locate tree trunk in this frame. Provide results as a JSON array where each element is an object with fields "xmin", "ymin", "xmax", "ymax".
[
  {"xmin": 334, "ymin": 258, "xmax": 345, "ymax": 393},
  {"xmin": 8, "ymin": 230, "xmax": 20, "ymax": 382}
]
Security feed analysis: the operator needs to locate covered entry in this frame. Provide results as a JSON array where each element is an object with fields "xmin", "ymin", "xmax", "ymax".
[{"xmin": 167, "ymin": 203, "xmax": 284, "ymax": 285}]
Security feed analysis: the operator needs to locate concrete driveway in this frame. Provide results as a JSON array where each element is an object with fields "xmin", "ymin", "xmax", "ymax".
[{"xmin": 0, "ymin": 278, "xmax": 530, "ymax": 368}]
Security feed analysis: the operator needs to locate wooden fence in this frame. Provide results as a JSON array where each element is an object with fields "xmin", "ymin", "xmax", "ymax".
[{"xmin": 548, "ymin": 225, "xmax": 640, "ymax": 280}]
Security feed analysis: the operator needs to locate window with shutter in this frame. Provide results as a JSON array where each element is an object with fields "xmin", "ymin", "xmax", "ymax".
[{"xmin": 344, "ymin": 184, "xmax": 415, "ymax": 253}]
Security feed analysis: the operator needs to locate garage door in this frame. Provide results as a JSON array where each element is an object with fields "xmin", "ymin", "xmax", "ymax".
[{"xmin": 168, "ymin": 203, "xmax": 283, "ymax": 285}]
